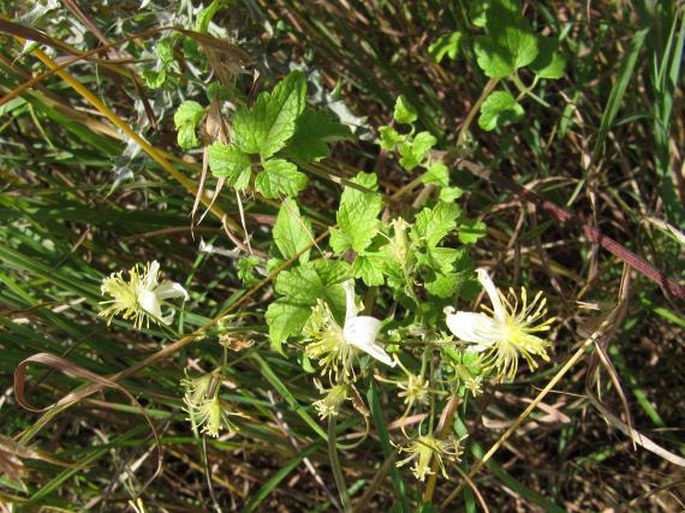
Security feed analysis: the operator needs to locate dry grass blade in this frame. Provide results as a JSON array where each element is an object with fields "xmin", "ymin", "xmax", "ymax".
[
  {"xmin": 585, "ymin": 269, "xmax": 685, "ymax": 467},
  {"xmin": 13, "ymin": 353, "xmax": 163, "ymax": 498}
]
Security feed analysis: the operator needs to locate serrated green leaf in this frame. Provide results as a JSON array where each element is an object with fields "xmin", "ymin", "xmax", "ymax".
[
  {"xmin": 474, "ymin": 0, "xmax": 538, "ymax": 78},
  {"xmin": 232, "ymin": 71, "xmax": 307, "ymax": 158},
  {"xmin": 393, "ymin": 95, "xmax": 418, "ymax": 124},
  {"xmin": 330, "ymin": 172, "xmax": 382, "ymax": 254},
  {"xmin": 420, "ymin": 247, "xmax": 465, "ymax": 274},
  {"xmin": 469, "ymin": 1, "xmax": 490, "ymax": 27},
  {"xmin": 273, "ymin": 198, "xmax": 313, "ymax": 263},
  {"xmin": 425, "ymin": 271, "xmax": 459, "ymax": 298},
  {"xmin": 156, "ymin": 37, "xmax": 175, "ymax": 64},
  {"xmin": 255, "ymin": 158, "xmax": 308, "ymax": 198},
  {"xmin": 353, "ymin": 253, "xmax": 385, "ymax": 286},
  {"xmin": 398, "ymin": 131, "xmax": 436, "ymax": 171},
  {"xmin": 236, "ymin": 255, "xmax": 261, "ymax": 286},
  {"xmin": 458, "ymin": 218, "xmax": 488, "ymax": 244},
  {"xmin": 174, "ymin": 100, "xmax": 205, "ymax": 128},
  {"xmin": 143, "ymin": 68, "xmax": 166, "ymax": 89},
  {"xmin": 274, "ymin": 265, "xmax": 323, "ymax": 304},
  {"xmin": 267, "ymin": 260, "xmax": 350, "ymax": 349},
  {"xmin": 176, "ymin": 124, "xmax": 198, "ymax": 149},
  {"xmin": 379, "ymin": 126, "xmax": 404, "ymax": 150},
  {"xmin": 478, "ymin": 91, "xmax": 525, "ymax": 131},
  {"xmin": 265, "ymin": 301, "xmax": 312, "ymax": 353},
  {"xmin": 422, "ymin": 162, "xmax": 449, "ymax": 187},
  {"xmin": 207, "ymin": 142, "xmax": 252, "ymax": 190},
  {"xmin": 530, "ymin": 37, "xmax": 567, "ymax": 79},
  {"xmin": 428, "ymin": 32, "xmax": 463, "ymax": 63},
  {"xmin": 287, "ymin": 110, "xmax": 351, "ymax": 162},
  {"xmin": 439, "ymin": 186, "xmax": 463, "ymax": 202},
  {"xmin": 411, "ymin": 202, "xmax": 462, "ymax": 247}
]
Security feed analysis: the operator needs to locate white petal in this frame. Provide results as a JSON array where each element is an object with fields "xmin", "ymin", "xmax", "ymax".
[
  {"xmin": 154, "ymin": 280, "xmax": 189, "ymax": 301},
  {"xmin": 138, "ymin": 289, "xmax": 164, "ymax": 321},
  {"xmin": 342, "ymin": 280, "xmax": 358, "ymax": 321},
  {"xmin": 143, "ymin": 260, "xmax": 161, "ymax": 290},
  {"xmin": 476, "ymin": 268, "xmax": 506, "ymax": 323},
  {"xmin": 160, "ymin": 311, "xmax": 175, "ymax": 325},
  {"xmin": 444, "ymin": 308, "xmax": 500, "ymax": 347},
  {"xmin": 343, "ymin": 316, "xmax": 395, "ymax": 366}
]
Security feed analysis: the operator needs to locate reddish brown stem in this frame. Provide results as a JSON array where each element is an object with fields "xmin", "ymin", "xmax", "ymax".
[{"xmin": 457, "ymin": 159, "xmax": 685, "ymax": 300}]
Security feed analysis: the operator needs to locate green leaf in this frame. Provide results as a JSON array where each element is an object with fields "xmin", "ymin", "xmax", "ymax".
[
  {"xmin": 424, "ymin": 271, "xmax": 459, "ymax": 298},
  {"xmin": 174, "ymin": 100, "xmax": 205, "ymax": 128},
  {"xmin": 530, "ymin": 37, "xmax": 567, "ymax": 79},
  {"xmin": 266, "ymin": 260, "xmax": 350, "ymax": 349},
  {"xmin": 310, "ymin": 259, "xmax": 351, "ymax": 293},
  {"xmin": 207, "ymin": 142, "xmax": 252, "ymax": 190},
  {"xmin": 474, "ymin": 0, "xmax": 538, "ymax": 78},
  {"xmin": 236, "ymin": 256, "xmax": 261, "ymax": 286},
  {"xmin": 329, "ymin": 172, "xmax": 382, "ymax": 254},
  {"xmin": 379, "ymin": 126, "xmax": 404, "ymax": 150},
  {"xmin": 287, "ymin": 110, "xmax": 351, "ymax": 162},
  {"xmin": 422, "ymin": 162, "xmax": 449, "ymax": 187},
  {"xmin": 439, "ymin": 186, "xmax": 463, "ymax": 202},
  {"xmin": 420, "ymin": 247, "xmax": 464, "ymax": 274},
  {"xmin": 273, "ymin": 198, "xmax": 313, "ymax": 263},
  {"xmin": 411, "ymin": 202, "xmax": 462, "ymax": 247},
  {"xmin": 232, "ymin": 70, "xmax": 307, "ymax": 158},
  {"xmin": 469, "ymin": 1, "xmax": 489, "ymax": 28},
  {"xmin": 458, "ymin": 218, "xmax": 488, "ymax": 244},
  {"xmin": 265, "ymin": 301, "xmax": 312, "ymax": 353},
  {"xmin": 143, "ymin": 68, "xmax": 166, "ymax": 89},
  {"xmin": 478, "ymin": 91, "xmax": 525, "ymax": 131},
  {"xmin": 398, "ymin": 131, "xmax": 437, "ymax": 171},
  {"xmin": 393, "ymin": 95, "xmax": 418, "ymax": 125},
  {"xmin": 353, "ymin": 252, "xmax": 385, "ymax": 286},
  {"xmin": 255, "ymin": 159, "xmax": 308, "ymax": 198},
  {"xmin": 174, "ymin": 101, "xmax": 205, "ymax": 149},
  {"xmin": 156, "ymin": 37, "xmax": 175, "ymax": 64},
  {"xmin": 428, "ymin": 32, "xmax": 463, "ymax": 63}
]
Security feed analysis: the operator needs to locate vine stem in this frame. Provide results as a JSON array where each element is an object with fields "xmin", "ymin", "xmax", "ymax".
[
  {"xmin": 453, "ymin": 159, "xmax": 685, "ymax": 299},
  {"xmin": 456, "ymin": 77, "xmax": 500, "ymax": 150}
]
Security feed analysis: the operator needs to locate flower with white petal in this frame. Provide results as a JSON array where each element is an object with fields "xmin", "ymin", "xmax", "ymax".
[
  {"xmin": 99, "ymin": 260, "xmax": 188, "ymax": 330},
  {"xmin": 443, "ymin": 268, "xmax": 553, "ymax": 380},
  {"xmin": 305, "ymin": 279, "xmax": 395, "ymax": 379},
  {"xmin": 341, "ymin": 280, "xmax": 395, "ymax": 367}
]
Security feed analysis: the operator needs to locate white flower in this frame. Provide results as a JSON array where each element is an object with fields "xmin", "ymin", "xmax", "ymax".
[
  {"xmin": 305, "ymin": 280, "xmax": 395, "ymax": 379},
  {"xmin": 443, "ymin": 268, "xmax": 552, "ymax": 379},
  {"xmin": 341, "ymin": 280, "xmax": 395, "ymax": 367},
  {"xmin": 99, "ymin": 260, "xmax": 188, "ymax": 329}
]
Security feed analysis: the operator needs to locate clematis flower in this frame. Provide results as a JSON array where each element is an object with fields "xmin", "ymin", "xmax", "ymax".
[
  {"xmin": 376, "ymin": 355, "xmax": 430, "ymax": 426},
  {"xmin": 312, "ymin": 380, "xmax": 349, "ymax": 419},
  {"xmin": 341, "ymin": 280, "xmax": 395, "ymax": 367},
  {"xmin": 99, "ymin": 260, "xmax": 188, "ymax": 329},
  {"xmin": 443, "ymin": 268, "xmax": 553, "ymax": 380},
  {"xmin": 396, "ymin": 433, "xmax": 464, "ymax": 481},
  {"xmin": 305, "ymin": 279, "xmax": 395, "ymax": 379}
]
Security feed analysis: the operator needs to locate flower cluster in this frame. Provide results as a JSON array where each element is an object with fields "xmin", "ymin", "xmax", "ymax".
[{"xmin": 98, "ymin": 257, "xmax": 554, "ymax": 485}]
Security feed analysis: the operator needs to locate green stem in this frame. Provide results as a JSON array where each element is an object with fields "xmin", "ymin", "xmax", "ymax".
[
  {"xmin": 328, "ymin": 416, "xmax": 353, "ymax": 513},
  {"xmin": 512, "ymin": 72, "xmax": 550, "ymax": 107},
  {"xmin": 456, "ymin": 77, "xmax": 500, "ymax": 151}
]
